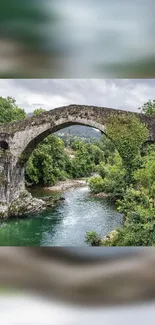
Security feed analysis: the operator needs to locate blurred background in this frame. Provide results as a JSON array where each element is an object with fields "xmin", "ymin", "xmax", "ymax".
[
  {"xmin": 1, "ymin": 293, "xmax": 155, "ymax": 325},
  {"xmin": 1, "ymin": 0, "xmax": 155, "ymax": 77},
  {"xmin": 0, "ymin": 247, "xmax": 155, "ymax": 324}
]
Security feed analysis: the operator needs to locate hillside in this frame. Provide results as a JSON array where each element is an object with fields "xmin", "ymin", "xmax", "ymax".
[{"xmin": 55, "ymin": 125, "xmax": 101, "ymax": 139}]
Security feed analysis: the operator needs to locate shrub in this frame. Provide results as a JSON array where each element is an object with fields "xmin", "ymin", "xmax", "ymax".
[
  {"xmin": 85, "ymin": 231, "xmax": 102, "ymax": 246},
  {"xmin": 89, "ymin": 176, "xmax": 105, "ymax": 194}
]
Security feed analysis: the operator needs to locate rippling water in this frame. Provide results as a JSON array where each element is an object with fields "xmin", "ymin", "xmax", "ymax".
[{"xmin": 0, "ymin": 186, "xmax": 123, "ymax": 246}]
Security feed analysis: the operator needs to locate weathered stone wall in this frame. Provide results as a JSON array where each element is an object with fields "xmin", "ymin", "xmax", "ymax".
[
  {"xmin": 0, "ymin": 104, "xmax": 154, "ymax": 217},
  {"xmin": 0, "ymin": 150, "xmax": 25, "ymax": 217}
]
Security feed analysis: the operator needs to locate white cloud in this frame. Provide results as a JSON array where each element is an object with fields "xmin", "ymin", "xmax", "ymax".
[{"xmin": 0, "ymin": 79, "xmax": 154, "ymax": 113}]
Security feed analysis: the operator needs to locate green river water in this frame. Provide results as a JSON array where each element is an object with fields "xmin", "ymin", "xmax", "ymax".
[{"xmin": 0, "ymin": 186, "xmax": 123, "ymax": 246}]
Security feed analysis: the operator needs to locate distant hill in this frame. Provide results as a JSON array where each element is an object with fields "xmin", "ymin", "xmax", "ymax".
[
  {"xmin": 27, "ymin": 113, "xmax": 33, "ymax": 117},
  {"xmin": 55, "ymin": 125, "xmax": 101, "ymax": 140}
]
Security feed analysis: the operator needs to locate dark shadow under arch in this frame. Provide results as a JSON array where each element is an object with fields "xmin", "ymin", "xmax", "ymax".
[{"xmin": 0, "ymin": 140, "xmax": 9, "ymax": 151}]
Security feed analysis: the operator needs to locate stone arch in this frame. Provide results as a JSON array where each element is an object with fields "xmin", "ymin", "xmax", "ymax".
[
  {"xmin": 17, "ymin": 118, "xmax": 106, "ymax": 166},
  {"xmin": 0, "ymin": 104, "xmax": 155, "ymax": 215},
  {"xmin": 10, "ymin": 118, "xmax": 109, "ymax": 207}
]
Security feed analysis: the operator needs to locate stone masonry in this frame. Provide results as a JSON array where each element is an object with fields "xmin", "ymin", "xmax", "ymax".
[{"xmin": 0, "ymin": 104, "xmax": 154, "ymax": 218}]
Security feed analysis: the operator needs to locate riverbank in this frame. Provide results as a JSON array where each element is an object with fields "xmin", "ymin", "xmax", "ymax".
[
  {"xmin": 89, "ymin": 192, "xmax": 108, "ymax": 199},
  {"xmin": 0, "ymin": 190, "xmax": 64, "ymax": 219},
  {"xmin": 0, "ymin": 179, "xmax": 87, "ymax": 219},
  {"xmin": 44, "ymin": 179, "xmax": 86, "ymax": 192},
  {"xmin": 101, "ymin": 230, "xmax": 119, "ymax": 246}
]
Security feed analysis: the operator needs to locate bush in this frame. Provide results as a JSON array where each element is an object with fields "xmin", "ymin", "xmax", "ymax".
[
  {"xmin": 85, "ymin": 230, "xmax": 102, "ymax": 246},
  {"xmin": 89, "ymin": 176, "xmax": 105, "ymax": 194},
  {"xmin": 105, "ymin": 190, "xmax": 155, "ymax": 246},
  {"xmin": 89, "ymin": 152, "xmax": 126, "ymax": 200},
  {"xmin": 25, "ymin": 135, "xmax": 72, "ymax": 186},
  {"xmin": 117, "ymin": 188, "xmax": 150, "ymax": 216}
]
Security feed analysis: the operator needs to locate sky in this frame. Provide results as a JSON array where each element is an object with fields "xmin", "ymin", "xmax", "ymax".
[{"xmin": 0, "ymin": 79, "xmax": 155, "ymax": 114}]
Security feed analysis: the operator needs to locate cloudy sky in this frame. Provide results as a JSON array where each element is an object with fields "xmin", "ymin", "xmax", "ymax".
[{"xmin": 0, "ymin": 79, "xmax": 155, "ymax": 113}]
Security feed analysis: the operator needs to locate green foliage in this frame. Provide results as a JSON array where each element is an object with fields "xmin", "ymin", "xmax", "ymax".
[
  {"xmin": 0, "ymin": 96, "xmax": 26, "ymax": 123},
  {"xmin": 25, "ymin": 134, "xmax": 107, "ymax": 186},
  {"xmin": 101, "ymin": 186, "xmax": 155, "ymax": 246},
  {"xmin": 71, "ymin": 140, "xmax": 84, "ymax": 151},
  {"xmin": 139, "ymin": 99, "xmax": 155, "ymax": 116},
  {"xmin": 96, "ymin": 162, "xmax": 107, "ymax": 179},
  {"xmin": 89, "ymin": 151, "xmax": 126, "ymax": 200},
  {"xmin": 105, "ymin": 203, "xmax": 155, "ymax": 246},
  {"xmin": 133, "ymin": 146, "xmax": 155, "ymax": 197},
  {"xmin": 97, "ymin": 135, "xmax": 116, "ymax": 163},
  {"xmin": 117, "ymin": 188, "xmax": 150, "ymax": 216},
  {"xmin": 1, "ymin": 95, "xmax": 154, "ymax": 246},
  {"xmin": 85, "ymin": 230, "xmax": 102, "ymax": 246},
  {"xmin": 86, "ymin": 114, "xmax": 155, "ymax": 247},
  {"xmin": 71, "ymin": 141, "xmax": 104, "ymax": 178},
  {"xmin": 89, "ymin": 176, "xmax": 105, "ymax": 194},
  {"xmin": 25, "ymin": 135, "xmax": 72, "ymax": 186},
  {"xmin": 33, "ymin": 108, "xmax": 46, "ymax": 116},
  {"xmin": 106, "ymin": 113, "xmax": 149, "ymax": 181},
  {"xmin": 25, "ymin": 133, "xmax": 108, "ymax": 186},
  {"xmin": 108, "ymin": 146, "xmax": 155, "ymax": 246}
]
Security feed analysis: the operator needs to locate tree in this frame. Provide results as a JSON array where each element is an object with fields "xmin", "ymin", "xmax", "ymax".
[
  {"xmin": 138, "ymin": 100, "xmax": 155, "ymax": 116},
  {"xmin": 89, "ymin": 176, "xmax": 105, "ymax": 194},
  {"xmin": 0, "ymin": 96, "xmax": 26, "ymax": 123},
  {"xmin": 97, "ymin": 135, "xmax": 116, "ymax": 163},
  {"xmin": 86, "ymin": 118, "xmax": 155, "ymax": 247},
  {"xmin": 33, "ymin": 108, "xmax": 46, "ymax": 116},
  {"xmin": 133, "ymin": 145, "xmax": 155, "ymax": 198},
  {"xmin": 71, "ymin": 140, "xmax": 85, "ymax": 151},
  {"xmin": 106, "ymin": 113, "xmax": 149, "ymax": 182},
  {"xmin": 71, "ymin": 140, "xmax": 104, "ymax": 178},
  {"xmin": 25, "ymin": 135, "xmax": 72, "ymax": 186},
  {"xmin": 89, "ymin": 151, "xmax": 126, "ymax": 200}
]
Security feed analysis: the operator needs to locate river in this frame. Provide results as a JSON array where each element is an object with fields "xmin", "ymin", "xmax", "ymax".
[{"xmin": 0, "ymin": 186, "xmax": 123, "ymax": 246}]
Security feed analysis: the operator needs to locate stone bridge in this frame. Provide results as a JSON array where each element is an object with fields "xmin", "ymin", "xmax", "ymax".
[{"xmin": 0, "ymin": 104, "xmax": 154, "ymax": 218}]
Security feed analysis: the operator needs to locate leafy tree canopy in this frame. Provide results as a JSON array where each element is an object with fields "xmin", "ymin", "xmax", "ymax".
[
  {"xmin": 138, "ymin": 99, "xmax": 155, "ymax": 116},
  {"xmin": 106, "ymin": 113, "xmax": 149, "ymax": 181},
  {"xmin": 33, "ymin": 108, "xmax": 46, "ymax": 116},
  {"xmin": 0, "ymin": 96, "xmax": 26, "ymax": 123}
]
